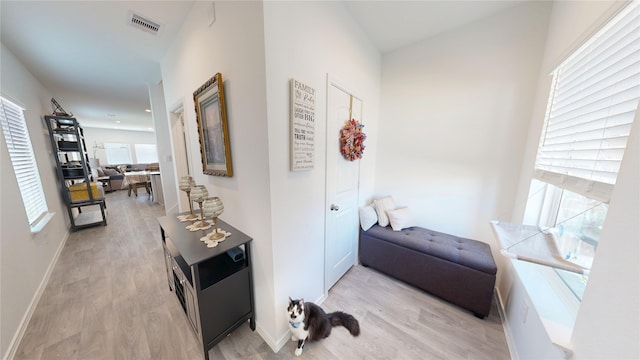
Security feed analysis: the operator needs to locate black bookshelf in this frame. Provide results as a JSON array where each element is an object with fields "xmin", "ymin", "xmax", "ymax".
[{"xmin": 44, "ymin": 115, "xmax": 107, "ymax": 231}]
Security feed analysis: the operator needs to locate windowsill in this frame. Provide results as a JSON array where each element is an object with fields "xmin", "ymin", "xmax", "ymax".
[
  {"xmin": 511, "ymin": 259, "xmax": 580, "ymax": 358},
  {"xmin": 30, "ymin": 212, "xmax": 55, "ymax": 233}
]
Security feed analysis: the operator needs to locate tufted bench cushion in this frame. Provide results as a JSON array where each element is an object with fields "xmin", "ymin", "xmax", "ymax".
[
  {"xmin": 365, "ymin": 226, "xmax": 497, "ymax": 275},
  {"xmin": 360, "ymin": 225, "xmax": 497, "ymax": 318}
]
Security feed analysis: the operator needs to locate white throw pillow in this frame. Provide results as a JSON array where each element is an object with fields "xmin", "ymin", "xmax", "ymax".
[
  {"xmin": 374, "ymin": 196, "xmax": 395, "ymax": 227},
  {"xmin": 359, "ymin": 204, "xmax": 378, "ymax": 231},
  {"xmin": 387, "ymin": 207, "xmax": 414, "ymax": 231}
]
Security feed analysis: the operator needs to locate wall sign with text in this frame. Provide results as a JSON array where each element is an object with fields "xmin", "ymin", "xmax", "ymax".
[{"xmin": 290, "ymin": 78, "xmax": 316, "ymax": 171}]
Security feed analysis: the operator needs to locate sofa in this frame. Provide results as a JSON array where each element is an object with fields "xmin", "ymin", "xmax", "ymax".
[
  {"xmin": 92, "ymin": 167, "xmax": 124, "ymax": 191},
  {"xmin": 93, "ymin": 163, "xmax": 159, "ymax": 191},
  {"xmin": 359, "ymin": 221, "xmax": 497, "ymax": 318}
]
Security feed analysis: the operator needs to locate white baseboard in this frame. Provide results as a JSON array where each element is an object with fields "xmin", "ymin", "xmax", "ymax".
[
  {"xmin": 255, "ymin": 322, "xmax": 290, "ymax": 353},
  {"xmin": 259, "ymin": 292, "xmax": 329, "ymax": 354},
  {"xmin": 165, "ymin": 202, "xmax": 179, "ymax": 217},
  {"xmin": 496, "ymin": 289, "xmax": 519, "ymax": 360},
  {"xmin": 315, "ymin": 293, "xmax": 328, "ymax": 305},
  {"xmin": 2, "ymin": 232, "xmax": 69, "ymax": 360}
]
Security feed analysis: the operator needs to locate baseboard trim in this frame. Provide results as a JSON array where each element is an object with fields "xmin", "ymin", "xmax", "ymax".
[
  {"xmin": 260, "ymin": 292, "xmax": 329, "ymax": 354},
  {"xmin": 2, "ymin": 232, "xmax": 69, "ymax": 360},
  {"xmin": 165, "ymin": 202, "xmax": 179, "ymax": 217},
  {"xmin": 254, "ymin": 323, "xmax": 276, "ymax": 353},
  {"xmin": 274, "ymin": 326, "xmax": 292, "ymax": 353},
  {"xmin": 496, "ymin": 289, "xmax": 519, "ymax": 360}
]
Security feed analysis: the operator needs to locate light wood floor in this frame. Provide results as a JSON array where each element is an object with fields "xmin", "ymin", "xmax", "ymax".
[{"xmin": 14, "ymin": 190, "xmax": 511, "ymax": 360}]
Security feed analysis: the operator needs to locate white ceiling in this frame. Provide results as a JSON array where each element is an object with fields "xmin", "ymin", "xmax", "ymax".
[
  {"xmin": 1, "ymin": 1, "xmax": 195, "ymax": 131},
  {"xmin": 1, "ymin": 1, "xmax": 526, "ymax": 132},
  {"xmin": 343, "ymin": 1, "xmax": 528, "ymax": 53}
]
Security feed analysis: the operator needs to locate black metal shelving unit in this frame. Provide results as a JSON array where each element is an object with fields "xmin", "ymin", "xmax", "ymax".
[{"xmin": 44, "ymin": 115, "xmax": 107, "ymax": 231}]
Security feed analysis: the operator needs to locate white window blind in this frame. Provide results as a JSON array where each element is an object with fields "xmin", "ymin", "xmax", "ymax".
[
  {"xmin": 134, "ymin": 143, "xmax": 158, "ymax": 163},
  {"xmin": 535, "ymin": 0, "xmax": 640, "ymax": 203},
  {"xmin": 104, "ymin": 142, "xmax": 132, "ymax": 165},
  {"xmin": 0, "ymin": 97, "xmax": 49, "ymax": 225}
]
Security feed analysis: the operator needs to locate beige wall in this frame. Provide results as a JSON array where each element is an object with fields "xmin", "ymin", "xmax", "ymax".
[
  {"xmin": 161, "ymin": 0, "xmax": 382, "ymax": 351},
  {"xmin": 0, "ymin": 43, "xmax": 70, "ymax": 359},
  {"xmin": 379, "ymin": 1, "xmax": 551, "ymax": 298},
  {"xmin": 160, "ymin": 0, "xmax": 277, "ymax": 349},
  {"xmin": 262, "ymin": 0, "xmax": 381, "ymax": 348}
]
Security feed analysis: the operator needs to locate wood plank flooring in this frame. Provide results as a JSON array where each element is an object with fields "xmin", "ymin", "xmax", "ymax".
[{"xmin": 14, "ymin": 190, "xmax": 510, "ymax": 360}]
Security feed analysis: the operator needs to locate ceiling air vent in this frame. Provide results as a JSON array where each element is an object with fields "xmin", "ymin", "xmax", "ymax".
[{"xmin": 127, "ymin": 11, "xmax": 161, "ymax": 35}]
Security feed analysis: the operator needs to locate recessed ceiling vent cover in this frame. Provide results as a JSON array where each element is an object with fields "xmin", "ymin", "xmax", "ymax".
[{"xmin": 127, "ymin": 11, "xmax": 161, "ymax": 35}]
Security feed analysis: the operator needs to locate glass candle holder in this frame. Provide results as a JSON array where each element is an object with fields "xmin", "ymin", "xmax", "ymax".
[
  {"xmin": 189, "ymin": 185, "xmax": 209, "ymax": 227},
  {"xmin": 179, "ymin": 176, "xmax": 198, "ymax": 220},
  {"xmin": 203, "ymin": 197, "xmax": 225, "ymax": 240}
]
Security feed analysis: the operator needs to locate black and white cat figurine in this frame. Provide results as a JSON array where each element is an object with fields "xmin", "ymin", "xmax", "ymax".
[{"xmin": 287, "ymin": 297, "xmax": 360, "ymax": 356}]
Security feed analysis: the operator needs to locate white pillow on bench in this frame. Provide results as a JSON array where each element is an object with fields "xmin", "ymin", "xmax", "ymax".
[
  {"xmin": 387, "ymin": 207, "xmax": 415, "ymax": 231},
  {"xmin": 359, "ymin": 204, "xmax": 378, "ymax": 231},
  {"xmin": 374, "ymin": 196, "xmax": 395, "ymax": 227}
]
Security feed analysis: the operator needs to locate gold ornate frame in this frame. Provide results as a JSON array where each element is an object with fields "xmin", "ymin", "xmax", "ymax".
[{"xmin": 193, "ymin": 73, "xmax": 233, "ymax": 177}]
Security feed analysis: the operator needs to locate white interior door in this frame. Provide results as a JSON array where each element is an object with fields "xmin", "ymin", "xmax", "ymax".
[{"xmin": 325, "ymin": 78, "xmax": 362, "ymax": 291}]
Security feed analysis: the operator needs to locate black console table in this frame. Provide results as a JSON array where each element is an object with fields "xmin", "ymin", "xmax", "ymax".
[{"xmin": 157, "ymin": 213, "xmax": 255, "ymax": 360}]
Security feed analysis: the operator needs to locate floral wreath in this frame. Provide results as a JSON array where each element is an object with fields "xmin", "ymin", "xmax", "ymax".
[{"xmin": 340, "ymin": 119, "xmax": 366, "ymax": 161}]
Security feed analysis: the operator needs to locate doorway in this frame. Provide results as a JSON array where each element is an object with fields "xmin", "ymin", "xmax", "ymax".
[{"xmin": 170, "ymin": 106, "xmax": 192, "ymax": 212}]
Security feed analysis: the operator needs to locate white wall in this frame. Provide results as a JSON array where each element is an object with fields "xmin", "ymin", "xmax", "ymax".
[
  {"xmin": 148, "ymin": 81, "xmax": 179, "ymax": 215},
  {"xmin": 0, "ymin": 43, "xmax": 69, "ymax": 359},
  {"xmin": 571, "ymin": 109, "xmax": 639, "ymax": 358},
  {"xmin": 510, "ymin": 1, "xmax": 639, "ymax": 358},
  {"xmin": 262, "ymin": 0, "xmax": 380, "ymax": 349},
  {"xmin": 160, "ymin": 1, "xmax": 380, "ymax": 351},
  {"xmin": 83, "ymin": 127, "xmax": 156, "ymax": 166},
  {"xmin": 160, "ymin": 0, "xmax": 278, "ymax": 349},
  {"xmin": 378, "ymin": 2, "xmax": 551, "ymax": 298}
]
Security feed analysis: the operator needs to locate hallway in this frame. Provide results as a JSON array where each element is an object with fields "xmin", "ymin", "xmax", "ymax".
[
  {"xmin": 13, "ymin": 191, "xmax": 208, "ymax": 359},
  {"xmin": 13, "ymin": 190, "xmax": 509, "ymax": 360}
]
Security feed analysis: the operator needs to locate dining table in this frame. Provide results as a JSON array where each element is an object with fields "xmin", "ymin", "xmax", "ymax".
[{"xmin": 122, "ymin": 171, "xmax": 151, "ymax": 197}]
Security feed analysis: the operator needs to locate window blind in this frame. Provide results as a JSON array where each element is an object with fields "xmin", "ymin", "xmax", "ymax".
[
  {"xmin": 535, "ymin": 0, "xmax": 640, "ymax": 203},
  {"xmin": 134, "ymin": 143, "xmax": 158, "ymax": 164},
  {"xmin": 104, "ymin": 143, "xmax": 132, "ymax": 165},
  {"xmin": 0, "ymin": 97, "xmax": 49, "ymax": 225}
]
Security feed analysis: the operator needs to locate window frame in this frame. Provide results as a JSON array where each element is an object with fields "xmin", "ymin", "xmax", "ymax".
[
  {"xmin": 533, "ymin": 0, "xmax": 639, "ymax": 203},
  {"xmin": 524, "ymin": 180, "xmax": 608, "ymax": 300},
  {"xmin": 0, "ymin": 96, "xmax": 52, "ymax": 231},
  {"xmin": 524, "ymin": 0, "xmax": 639, "ymax": 300}
]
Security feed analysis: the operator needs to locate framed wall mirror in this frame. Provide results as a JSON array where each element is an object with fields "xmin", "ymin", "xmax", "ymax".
[{"xmin": 193, "ymin": 73, "xmax": 233, "ymax": 177}]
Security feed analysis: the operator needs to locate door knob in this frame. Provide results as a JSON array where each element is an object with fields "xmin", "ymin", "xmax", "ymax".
[{"xmin": 330, "ymin": 204, "xmax": 340, "ymax": 211}]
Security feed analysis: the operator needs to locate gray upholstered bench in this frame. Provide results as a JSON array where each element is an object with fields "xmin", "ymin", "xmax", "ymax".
[{"xmin": 359, "ymin": 225, "xmax": 497, "ymax": 318}]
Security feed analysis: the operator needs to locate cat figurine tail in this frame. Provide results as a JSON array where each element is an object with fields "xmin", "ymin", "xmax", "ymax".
[{"xmin": 288, "ymin": 297, "xmax": 359, "ymax": 356}]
